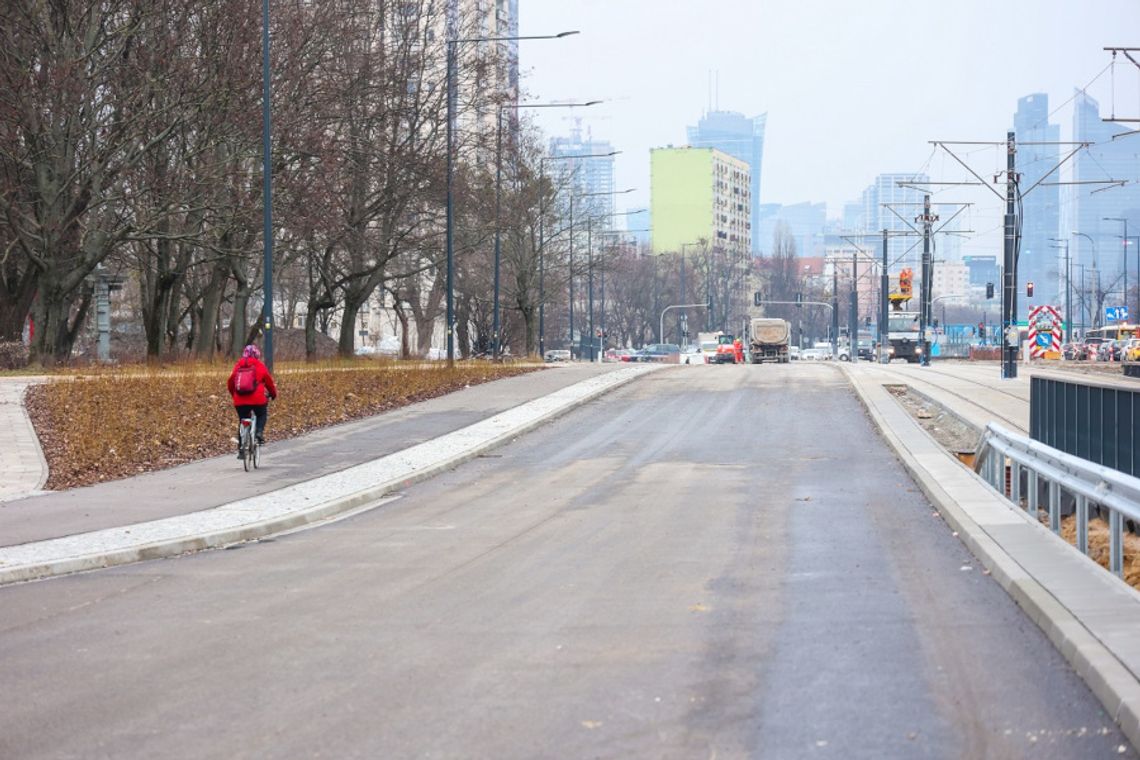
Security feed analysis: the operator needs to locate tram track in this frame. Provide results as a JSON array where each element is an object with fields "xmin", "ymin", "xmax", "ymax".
[{"xmin": 869, "ymin": 363, "xmax": 1027, "ymax": 431}]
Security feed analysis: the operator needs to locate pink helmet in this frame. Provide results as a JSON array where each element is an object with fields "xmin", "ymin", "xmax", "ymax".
[{"xmin": 242, "ymin": 344, "xmax": 261, "ymax": 360}]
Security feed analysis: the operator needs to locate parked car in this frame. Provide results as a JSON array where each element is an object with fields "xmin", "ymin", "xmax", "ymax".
[
  {"xmin": 618, "ymin": 348, "xmax": 644, "ymax": 362},
  {"xmin": 640, "ymin": 343, "xmax": 682, "ymax": 364},
  {"xmin": 1124, "ymin": 338, "xmax": 1140, "ymax": 362},
  {"xmin": 787, "ymin": 345, "xmax": 801, "ymax": 361},
  {"xmin": 1098, "ymin": 339, "xmax": 1123, "ymax": 362},
  {"xmin": 544, "ymin": 349, "xmax": 571, "ymax": 363},
  {"xmin": 1061, "ymin": 342, "xmax": 1080, "ymax": 361},
  {"xmin": 1078, "ymin": 336, "xmax": 1105, "ymax": 360}
]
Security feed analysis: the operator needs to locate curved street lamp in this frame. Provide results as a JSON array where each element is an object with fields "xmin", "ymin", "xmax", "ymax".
[{"xmin": 446, "ymin": 29, "xmax": 579, "ymax": 366}]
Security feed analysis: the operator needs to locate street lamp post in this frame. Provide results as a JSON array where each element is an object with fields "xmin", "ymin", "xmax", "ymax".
[
  {"xmin": 537, "ymin": 150, "xmax": 619, "ymax": 357},
  {"xmin": 493, "ymin": 101, "xmax": 598, "ymax": 360},
  {"xmin": 446, "ymin": 29, "xmax": 578, "ymax": 367},
  {"xmin": 260, "ymin": 0, "xmax": 274, "ymax": 369},
  {"xmin": 1073, "ymin": 231, "xmax": 1100, "ymax": 327},
  {"xmin": 576, "ymin": 188, "xmax": 634, "ymax": 360},
  {"xmin": 1050, "ymin": 238, "xmax": 1072, "ymax": 343},
  {"xmin": 1104, "ymin": 217, "xmax": 1129, "ymax": 321}
]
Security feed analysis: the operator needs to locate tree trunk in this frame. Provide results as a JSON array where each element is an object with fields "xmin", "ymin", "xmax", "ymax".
[{"xmin": 195, "ymin": 262, "xmax": 229, "ymax": 359}]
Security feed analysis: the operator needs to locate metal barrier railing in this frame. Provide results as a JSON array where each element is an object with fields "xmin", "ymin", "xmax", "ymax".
[{"xmin": 975, "ymin": 422, "xmax": 1140, "ymax": 578}]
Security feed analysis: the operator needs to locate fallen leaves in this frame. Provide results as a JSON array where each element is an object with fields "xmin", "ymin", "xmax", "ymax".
[{"xmin": 26, "ymin": 360, "xmax": 540, "ymax": 490}]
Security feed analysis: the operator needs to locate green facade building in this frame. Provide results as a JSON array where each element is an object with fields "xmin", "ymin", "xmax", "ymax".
[{"xmin": 650, "ymin": 147, "xmax": 751, "ymax": 256}]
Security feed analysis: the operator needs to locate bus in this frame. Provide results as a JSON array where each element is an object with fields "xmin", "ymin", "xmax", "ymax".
[{"xmin": 1083, "ymin": 324, "xmax": 1137, "ymax": 342}]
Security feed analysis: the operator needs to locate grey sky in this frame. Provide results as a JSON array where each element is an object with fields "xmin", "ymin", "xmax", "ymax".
[{"xmin": 519, "ymin": 0, "xmax": 1140, "ymax": 250}]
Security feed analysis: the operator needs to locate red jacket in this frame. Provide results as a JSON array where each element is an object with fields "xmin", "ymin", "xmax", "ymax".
[{"xmin": 227, "ymin": 357, "xmax": 278, "ymax": 406}]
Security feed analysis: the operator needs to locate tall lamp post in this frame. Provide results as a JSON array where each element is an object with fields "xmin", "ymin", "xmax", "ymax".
[
  {"xmin": 260, "ymin": 0, "xmax": 274, "ymax": 369},
  {"xmin": 537, "ymin": 150, "xmax": 619, "ymax": 357},
  {"xmin": 446, "ymin": 29, "xmax": 579, "ymax": 367},
  {"xmin": 1073, "ymin": 231, "xmax": 1100, "ymax": 327},
  {"xmin": 1104, "ymin": 217, "xmax": 1130, "ymax": 320},
  {"xmin": 493, "ymin": 100, "xmax": 599, "ymax": 360},
  {"xmin": 578, "ymin": 188, "xmax": 634, "ymax": 360},
  {"xmin": 1050, "ymin": 237, "xmax": 1073, "ymax": 343}
]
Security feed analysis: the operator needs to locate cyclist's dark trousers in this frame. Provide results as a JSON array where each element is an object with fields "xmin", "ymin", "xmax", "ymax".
[{"xmin": 235, "ymin": 404, "xmax": 268, "ymax": 444}]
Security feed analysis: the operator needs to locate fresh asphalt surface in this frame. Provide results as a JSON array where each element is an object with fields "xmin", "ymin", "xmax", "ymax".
[{"xmin": 0, "ymin": 364, "xmax": 1133, "ymax": 759}]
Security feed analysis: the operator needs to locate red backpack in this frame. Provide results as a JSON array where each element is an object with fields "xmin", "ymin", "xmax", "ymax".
[{"xmin": 234, "ymin": 362, "xmax": 258, "ymax": 395}]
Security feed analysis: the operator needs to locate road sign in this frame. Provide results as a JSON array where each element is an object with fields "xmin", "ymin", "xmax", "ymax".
[
  {"xmin": 1028, "ymin": 305, "xmax": 1062, "ymax": 359},
  {"xmin": 1106, "ymin": 305, "xmax": 1130, "ymax": 322}
]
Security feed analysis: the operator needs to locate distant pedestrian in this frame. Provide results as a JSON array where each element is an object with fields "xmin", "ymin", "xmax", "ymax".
[
  {"xmin": 227, "ymin": 345, "xmax": 278, "ymax": 457},
  {"xmin": 733, "ymin": 337, "xmax": 744, "ymax": 364}
]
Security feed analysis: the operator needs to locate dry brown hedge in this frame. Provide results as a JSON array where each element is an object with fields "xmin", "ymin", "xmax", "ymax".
[{"xmin": 26, "ymin": 361, "xmax": 540, "ymax": 490}]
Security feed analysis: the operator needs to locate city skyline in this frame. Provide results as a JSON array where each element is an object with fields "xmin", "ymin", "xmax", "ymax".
[{"xmin": 520, "ymin": 0, "xmax": 1140, "ymax": 260}]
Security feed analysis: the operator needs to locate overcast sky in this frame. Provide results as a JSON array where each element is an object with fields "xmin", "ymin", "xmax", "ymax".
[{"xmin": 519, "ymin": 0, "xmax": 1140, "ymax": 246}]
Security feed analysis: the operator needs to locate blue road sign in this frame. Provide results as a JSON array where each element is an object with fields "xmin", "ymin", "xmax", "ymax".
[{"xmin": 1106, "ymin": 305, "xmax": 1130, "ymax": 322}]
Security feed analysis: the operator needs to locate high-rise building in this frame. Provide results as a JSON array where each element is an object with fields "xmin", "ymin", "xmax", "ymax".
[
  {"xmin": 650, "ymin": 146, "xmax": 750, "ymax": 254},
  {"xmin": 1072, "ymin": 91, "xmax": 1140, "ymax": 312},
  {"xmin": 1013, "ymin": 93, "xmax": 1061, "ymax": 318},
  {"xmin": 549, "ymin": 122, "xmax": 616, "ymax": 223},
  {"xmin": 756, "ymin": 202, "xmax": 827, "ymax": 257},
  {"xmin": 861, "ymin": 173, "xmax": 930, "ymax": 275},
  {"xmin": 687, "ymin": 111, "xmax": 767, "ymax": 252}
]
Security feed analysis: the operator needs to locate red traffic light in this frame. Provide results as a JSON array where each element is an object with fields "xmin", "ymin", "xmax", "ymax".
[{"xmin": 1026, "ymin": 281, "xmax": 1035, "ymax": 298}]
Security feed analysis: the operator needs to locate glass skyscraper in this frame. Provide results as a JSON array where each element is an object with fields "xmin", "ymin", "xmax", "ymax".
[
  {"xmin": 687, "ymin": 111, "xmax": 767, "ymax": 252},
  {"xmin": 1072, "ymin": 91, "xmax": 1140, "ymax": 316},
  {"xmin": 549, "ymin": 123, "xmax": 616, "ymax": 223},
  {"xmin": 1013, "ymin": 93, "xmax": 1061, "ymax": 318}
]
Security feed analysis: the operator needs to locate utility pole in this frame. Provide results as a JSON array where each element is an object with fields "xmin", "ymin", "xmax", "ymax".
[
  {"xmin": 918, "ymin": 194, "xmax": 939, "ymax": 367},
  {"xmin": 850, "ymin": 250, "xmax": 859, "ymax": 363},
  {"xmin": 587, "ymin": 218, "xmax": 594, "ymax": 361},
  {"xmin": 1002, "ymin": 132, "xmax": 1018, "ymax": 378},
  {"xmin": 880, "ymin": 229, "xmax": 889, "ymax": 364},
  {"xmin": 831, "ymin": 264, "xmax": 839, "ymax": 357},
  {"xmin": 931, "ymin": 135, "xmax": 1103, "ymax": 378},
  {"xmin": 568, "ymin": 193, "xmax": 574, "ymax": 357}
]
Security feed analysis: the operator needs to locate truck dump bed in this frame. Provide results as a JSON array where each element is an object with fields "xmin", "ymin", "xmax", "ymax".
[
  {"xmin": 749, "ymin": 318, "xmax": 790, "ymax": 363},
  {"xmin": 752, "ymin": 319, "xmax": 789, "ymax": 344}
]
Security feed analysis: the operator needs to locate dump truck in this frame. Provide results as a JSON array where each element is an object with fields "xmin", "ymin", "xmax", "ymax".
[{"xmin": 749, "ymin": 318, "xmax": 790, "ymax": 363}]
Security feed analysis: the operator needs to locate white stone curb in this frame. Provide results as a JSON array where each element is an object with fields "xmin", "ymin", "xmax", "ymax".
[{"xmin": 0, "ymin": 364, "xmax": 663, "ymax": 585}]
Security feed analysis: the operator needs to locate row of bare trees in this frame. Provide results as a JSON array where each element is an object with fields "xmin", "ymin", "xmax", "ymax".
[{"xmin": 0, "ymin": 0, "xmax": 555, "ymax": 364}]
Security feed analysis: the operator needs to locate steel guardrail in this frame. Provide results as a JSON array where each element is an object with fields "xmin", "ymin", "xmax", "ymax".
[{"xmin": 975, "ymin": 421, "xmax": 1140, "ymax": 578}]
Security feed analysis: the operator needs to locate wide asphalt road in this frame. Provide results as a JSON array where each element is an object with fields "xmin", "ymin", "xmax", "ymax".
[{"xmin": 0, "ymin": 364, "xmax": 1132, "ymax": 759}]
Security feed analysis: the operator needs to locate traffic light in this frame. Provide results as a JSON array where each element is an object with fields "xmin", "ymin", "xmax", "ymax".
[
  {"xmin": 899, "ymin": 268, "xmax": 913, "ymax": 297},
  {"xmin": 1026, "ymin": 281, "xmax": 1034, "ymax": 298},
  {"xmin": 985, "ymin": 282, "xmax": 994, "ymax": 299},
  {"xmin": 753, "ymin": 291, "xmax": 763, "ymax": 307}
]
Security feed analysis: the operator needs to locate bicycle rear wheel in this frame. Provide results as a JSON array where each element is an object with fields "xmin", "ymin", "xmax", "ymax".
[
  {"xmin": 242, "ymin": 427, "xmax": 252, "ymax": 472},
  {"xmin": 252, "ymin": 440, "xmax": 261, "ymax": 469}
]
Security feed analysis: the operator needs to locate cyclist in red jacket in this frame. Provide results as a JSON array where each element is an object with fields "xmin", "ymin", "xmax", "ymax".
[{"xmin": 227, "ymin": 345, "xmax": 278, "ymax": 457}]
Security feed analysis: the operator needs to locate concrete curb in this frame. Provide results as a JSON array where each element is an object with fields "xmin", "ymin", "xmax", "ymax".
[
  {"xmin": 0, "ymin": 364, "xmax": 663, "ymax": 586},
  {"xmin": 840, "ymin": 365, "xmax": 1140, "ymax": 752}
]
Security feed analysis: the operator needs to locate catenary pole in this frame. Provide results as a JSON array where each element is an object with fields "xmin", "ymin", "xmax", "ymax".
[{"xmin": 1003, "ymin": 131, "xmax": 1018, "ymax": 379}]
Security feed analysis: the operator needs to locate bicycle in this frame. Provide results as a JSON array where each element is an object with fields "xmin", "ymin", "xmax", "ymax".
[{"xmin": 238, "ymin": 408, "xmax": 261, "ymax": 472}]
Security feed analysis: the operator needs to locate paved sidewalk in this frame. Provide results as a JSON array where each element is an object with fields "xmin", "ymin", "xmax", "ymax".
[
  {"xmin": 0, "ymin": 363, "xmax": 629, "ymax": 546},
  {"xmin": 841, "ymin": 360, "xmax": 1140, "ymax": 750},
  {"xmin": 0, "ymin": 364, "xmax": 662, "ymax": 584},
  {"xmin": 0, "ymin": 377, "xmax": 49, "ymax": 502}
]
